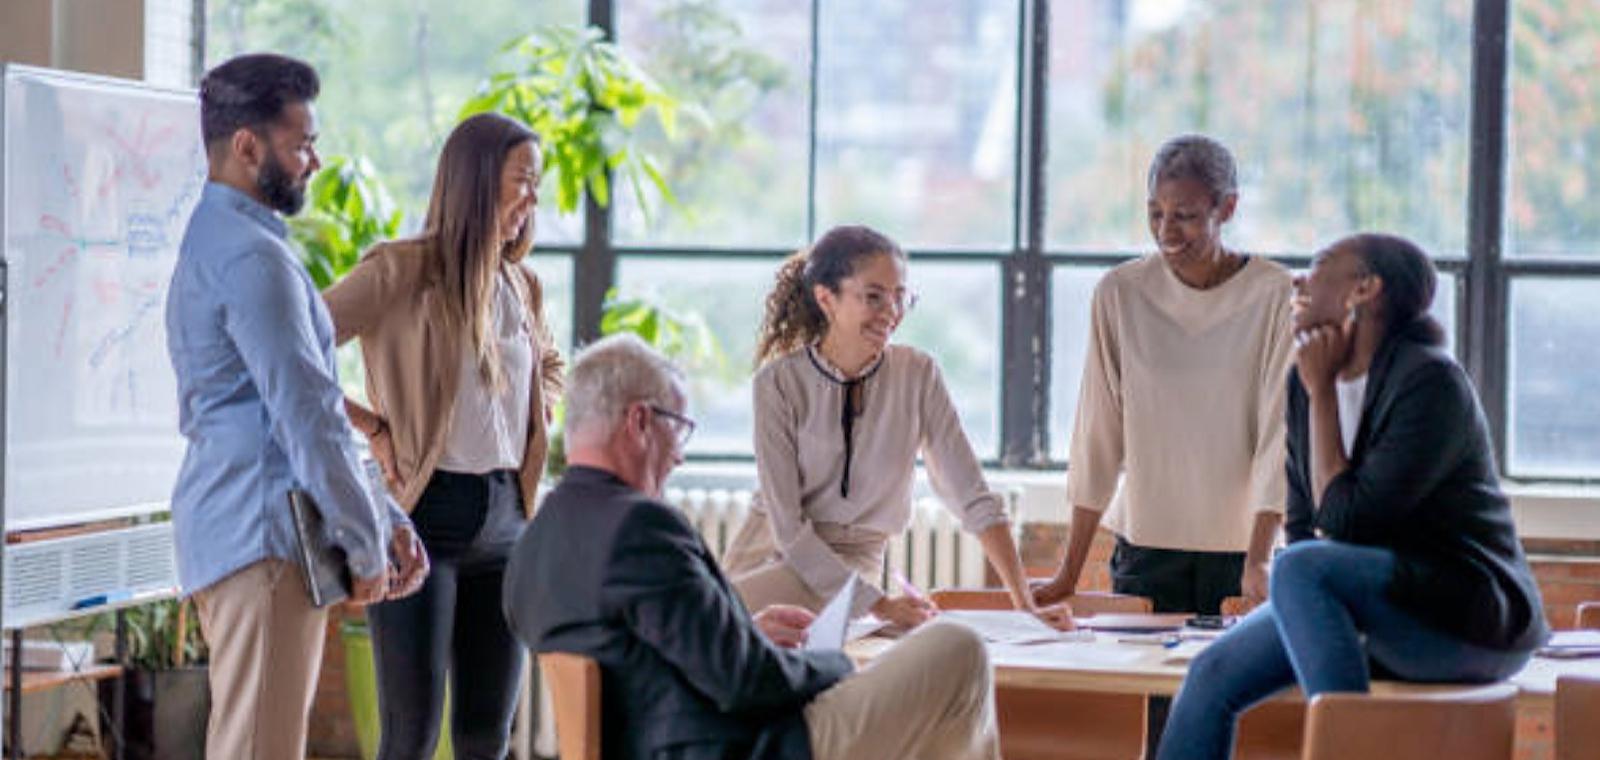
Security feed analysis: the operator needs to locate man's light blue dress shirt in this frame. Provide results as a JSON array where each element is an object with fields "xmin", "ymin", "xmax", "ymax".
[{"xmin": 165, "ymin": 182, "xmax": 399, "ymax": 593}]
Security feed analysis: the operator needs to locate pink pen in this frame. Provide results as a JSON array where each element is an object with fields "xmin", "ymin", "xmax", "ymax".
[{"xmin": 893, "ymin": 569, "xmax": 929, "ymax": 603}]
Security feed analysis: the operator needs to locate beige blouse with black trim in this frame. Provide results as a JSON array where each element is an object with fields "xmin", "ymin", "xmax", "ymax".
[{"xmin": 747, "ymin": 344, "xmax": 1010, "ymax": 609}]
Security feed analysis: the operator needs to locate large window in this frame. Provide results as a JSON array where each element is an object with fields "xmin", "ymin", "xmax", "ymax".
[
  {"xmin": 1048, "ymin": 0, "xmax": 1472, "ymax": 256},
  {"xmin": 204, "ymin": 0, "xmax": 1600, "ymax": 482},
  {"xmin": 1504, "ymin": 1, "xmax": 1600, "ymax": 478},
  {"xmin": 607, "ymin": 0, "xmax": 1014, "ymax": 458},
  {"xmin": 1509, "ymin": 1, "xmax": 1600, "ymax": 258},
  {"xmin": 814, "ymin": 0, "xmax": 1020, "ymax": 250},
  {"xmin": 614, "ymin": 0, "xmax": 812, "ymax": 248}
]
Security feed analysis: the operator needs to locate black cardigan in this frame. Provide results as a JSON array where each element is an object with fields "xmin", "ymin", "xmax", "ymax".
[{"xmin": 1284, "ymin": 330, "xmax": 1548, "ymax": 651}]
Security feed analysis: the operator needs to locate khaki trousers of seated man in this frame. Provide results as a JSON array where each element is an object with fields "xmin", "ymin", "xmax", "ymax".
[
  {"xmin": 806, "ymin": 621, "xmax": 1000, "ymax": 760},
  {"xmin": 193, "ymin": 558, "xmax": 327, "ymax": 760},
  {"xmin": 724, "ymin": 509, "xmax": 887, "ymax": 612}
]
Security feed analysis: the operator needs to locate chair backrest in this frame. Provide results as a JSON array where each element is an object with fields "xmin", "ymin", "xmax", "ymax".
[
  {"xmin": 1221, "ymin": 595, "xmax": 1260, "ymax": 617},
  {"xmin": 1576, "ymin": 601, "xmax": 1600, "ymax": 629},
  {"xmin": 1557, "ymin": 675, "xmax": 1600, "ymax": 760},
  {"xmin": 928, "ymin": 588, "xmax": 1152, "ymax": 615},
  {"xmin": 539, "ymin": 652, "xmax": 601, "ymax": 760},
  {"xmin": 1301, "ymin": 684, "xmax": 1517, "ymax": 760}
]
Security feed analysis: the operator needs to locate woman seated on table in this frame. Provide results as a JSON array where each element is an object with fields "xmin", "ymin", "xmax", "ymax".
[
  {"xmin": 1156, "ymin": 233, "xmax": 1549, "ymax": 760},
  {"xmin": 719, "ymin": 224, "xmax": 1072, "ymax": 631}
]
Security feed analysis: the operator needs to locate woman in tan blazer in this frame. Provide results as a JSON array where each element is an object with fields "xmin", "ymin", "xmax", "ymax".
[{"xmin": 323, "ymin": 112, "xmax": 564, "ymax": 760}]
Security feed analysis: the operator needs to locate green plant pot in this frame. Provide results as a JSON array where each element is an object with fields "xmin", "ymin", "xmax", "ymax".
[{"xmin": 342, "ymin": 620, "xmax": 453, "ymax": 760}]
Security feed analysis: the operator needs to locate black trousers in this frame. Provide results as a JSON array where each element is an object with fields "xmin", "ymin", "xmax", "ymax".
[
  {"xmin": 368, "ymin": 469, "xmax": 527, "ymax": 760},
  {"xmin": 1110, "ymin": 536, "xmax": 1245, "ymax": 758},
  {"xmin": 1109, "ymin": 536, "xmax": 1245, "ymax": 615}
]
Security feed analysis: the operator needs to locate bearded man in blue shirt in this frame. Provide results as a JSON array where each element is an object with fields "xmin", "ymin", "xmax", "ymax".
[{"xmin": 164, "ymin": 53, "xmax": 428, "ymax": 760}]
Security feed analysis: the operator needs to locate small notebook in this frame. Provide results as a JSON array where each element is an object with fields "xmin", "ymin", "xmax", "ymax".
[{"xmin": 288, "ymin": 489, "xmax": 352, "ymax": 608}]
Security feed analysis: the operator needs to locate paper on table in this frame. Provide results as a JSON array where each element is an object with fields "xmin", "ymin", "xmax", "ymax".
[
  {"xmin": 939, "ymin": 610, "xmax": 1095, "ymax": 645},
  {"xmin": 805, "ymin": 575, "xmax": 859, "ymax": 651},
  {"xmin": 1536, "ymin": 630, "xmax": 1600, "ymax": 659},
  {"xmin": 847, "ymin": 616, "xmax": 888, "ymax": 642}
]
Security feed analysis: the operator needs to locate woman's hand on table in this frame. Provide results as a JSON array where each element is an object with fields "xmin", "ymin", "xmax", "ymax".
[{"xmin": 872, "ymin": 594, "xmax": 938, "ymax": 629}]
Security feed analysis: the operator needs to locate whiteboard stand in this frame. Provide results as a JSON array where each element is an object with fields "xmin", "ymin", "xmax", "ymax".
[{"xmin": 1, "ymin": 63, "xmax": 199, "ymax": 760}]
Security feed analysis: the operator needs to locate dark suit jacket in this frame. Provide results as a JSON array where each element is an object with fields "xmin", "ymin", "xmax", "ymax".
[
  {"xmin": 1285, "ymin": 329, "xmax": 1547, "ymax": 651},
  {"xmin": 504, "ymin": 466, "xmax": 853, "ymax": 760}
]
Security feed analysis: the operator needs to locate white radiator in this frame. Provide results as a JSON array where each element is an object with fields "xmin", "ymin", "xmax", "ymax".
[{"xmin": 663, "ymin": 487, "xmax": 1020, "ymax": 593}]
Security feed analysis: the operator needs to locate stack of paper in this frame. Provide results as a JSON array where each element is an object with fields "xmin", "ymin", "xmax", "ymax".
[
  {"xmin": 938, "ymin": 610, "xmax": 1094, "ymax": 645},
  {"xmin": 1536, "ymin": 630, "xmax": 1600, "ymax": 659}
]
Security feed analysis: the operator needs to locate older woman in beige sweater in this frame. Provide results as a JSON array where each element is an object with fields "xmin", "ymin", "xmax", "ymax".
[{"xmin": 1034, "ymin": 135, "xmax": 1294, "ymax": 617}]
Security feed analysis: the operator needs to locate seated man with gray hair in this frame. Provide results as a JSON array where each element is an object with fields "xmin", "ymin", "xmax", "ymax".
[{"xmin": 504, "ymin": 334, "xmax": 999, "ymax": 760}]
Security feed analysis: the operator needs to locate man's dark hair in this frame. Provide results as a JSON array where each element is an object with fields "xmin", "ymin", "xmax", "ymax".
[{"xmin": 199, "ymin": 53, "xmax": 320, "ymax": 148}]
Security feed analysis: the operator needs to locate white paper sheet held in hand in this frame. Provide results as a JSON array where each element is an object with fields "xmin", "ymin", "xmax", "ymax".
[
  {"xmin": 940, "ymin": 610, "xmax": 1094, "ymax": 644},
  {"xmin": 804, "ymin": 575, "xmax": 859, "ymax": 651}
]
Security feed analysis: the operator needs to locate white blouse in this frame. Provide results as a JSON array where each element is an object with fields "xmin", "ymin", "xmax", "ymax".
[{"xmin": 436, "ymin": 270, "xmax": 533, "ymax": 474}]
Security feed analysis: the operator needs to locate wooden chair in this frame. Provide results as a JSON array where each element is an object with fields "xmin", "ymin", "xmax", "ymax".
[
  {"xmin": 930, "ymin": 588, "xmax": 1152, "ymax": 760},
  {"xmin": 1221, "ymin": 595, "xmax": 1261, "ymax": 617},
  {"xmin": 1300, "ymin": 684, "xmax": 1517, "ymax": 760},
  {"xmin": 1576, "ymin": 601, "xmax": 1600, "ymax": 629},
  {"xmin": 1557, "ymin": 675, "xmax": 1600, "ymax": 760},
  {"xmin": 1234, "ymin": 699, "xmax": 1305, "ymax": 760},
  {"xmin": 538, "ymin": 652, "xmax": 601, "ymax": 760}
]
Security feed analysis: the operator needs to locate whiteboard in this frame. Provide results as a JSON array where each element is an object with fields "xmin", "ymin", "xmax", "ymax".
[{"xmin": 2, "ymin": 65, "xmax": 204, "ymax": 531}]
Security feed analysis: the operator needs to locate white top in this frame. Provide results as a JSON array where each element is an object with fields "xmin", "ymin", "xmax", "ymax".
[
  {"xmin": 1335, "ymin": 373, "xmax": 1368, "ymax": 458},
  {"xmin": 751, "ymin": 344, "xmax": 1011, "ymax": 607},
  {"xmin": 1067, "ymin": 254, "xmax": 1295, "ymax": 552},
  {"xmin": 436, "ymin": 271, "xmax": 533, "ymax": 473}
]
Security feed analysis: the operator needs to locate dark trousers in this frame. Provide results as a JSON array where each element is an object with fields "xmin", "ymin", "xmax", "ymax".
[
  {"xmin": 369, "ymin": 469, "xmax": 527, "ymax": 760},
  {"xmin": 1110, "ymin": 536, "xmax": 1245, "ymax": 615},
  {"xmin": 1110, "ymin": 536, "xmax": 1245, "ymax": 759}
]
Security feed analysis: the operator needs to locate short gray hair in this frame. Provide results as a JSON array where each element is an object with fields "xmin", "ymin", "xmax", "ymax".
[
  {"xmin": 564, "ymin": 334, "xmax": 686, "ymax": 437},
  {"xmin": 1147, "ymin": 134, "xmax": 1238, "ymax": 204}
]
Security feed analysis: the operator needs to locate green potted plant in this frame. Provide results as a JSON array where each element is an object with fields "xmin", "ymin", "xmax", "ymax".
[{"xmin": 95, "ymin": 599, "xmax": 210, "ymax": 760}]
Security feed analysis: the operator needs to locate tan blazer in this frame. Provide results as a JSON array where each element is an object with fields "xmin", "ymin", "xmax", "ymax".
[{"xmin": 323, "ymin": 237, "xmax": 564, "ymax": 516}]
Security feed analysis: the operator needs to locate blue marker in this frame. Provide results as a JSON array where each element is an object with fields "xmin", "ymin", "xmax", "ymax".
[{"xmin": 71, "ymin": 590, "xmax": 133, "ymax": 610}]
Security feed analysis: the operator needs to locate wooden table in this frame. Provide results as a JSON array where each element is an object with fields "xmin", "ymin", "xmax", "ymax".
[
  {"xmin": 848, "ymin": 631, "xmax": 1600, "ymax": 759},
  {"xmin": 848, "ymin": 632, "xmax": 1600, "ymax": 704}
]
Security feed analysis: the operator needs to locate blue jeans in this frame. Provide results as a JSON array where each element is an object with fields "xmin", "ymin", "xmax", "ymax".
[{"xmin": 1156, "ymin": 541, "xmax": 1532, "ymax": 760}]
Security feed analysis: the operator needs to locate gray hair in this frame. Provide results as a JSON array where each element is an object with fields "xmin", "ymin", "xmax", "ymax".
[
  {"xmin": 1146, "ymin": 134, "xmax": 1238, "ymax": 204},
  {"xmin": 564, "ymin": 334, "xmax": 687, "ymax": 438}
]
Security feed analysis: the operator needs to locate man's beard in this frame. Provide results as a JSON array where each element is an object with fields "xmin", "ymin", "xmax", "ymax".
[{"xmin": 257, "ymin": 150, "xmax": 308, "ymax": 215}]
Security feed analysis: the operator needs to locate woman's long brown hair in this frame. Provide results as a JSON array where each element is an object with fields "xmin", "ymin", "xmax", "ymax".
[{"xmin": 423, "ymin": 112, "xmax": 538, "ymax": 389}]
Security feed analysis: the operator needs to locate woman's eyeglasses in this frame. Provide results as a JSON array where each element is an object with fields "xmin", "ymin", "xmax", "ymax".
[{"xmin": 850, "ymin": 287, "xmax": 919, "ymax": 315}]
